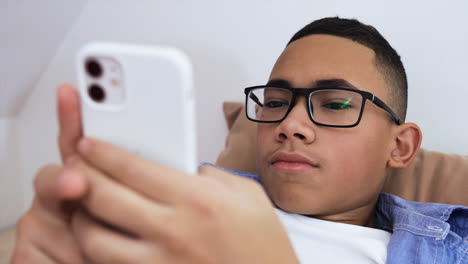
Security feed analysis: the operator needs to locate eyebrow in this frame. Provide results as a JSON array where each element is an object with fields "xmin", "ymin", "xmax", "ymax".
[{"xmin": 266, "ymin": 78, "xmax": 359, "ymax": 90}]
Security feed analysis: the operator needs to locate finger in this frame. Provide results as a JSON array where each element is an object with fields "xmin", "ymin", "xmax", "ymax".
[
  {"xmin": 57, "ymin": 84, "xmax": 83, "ymax": 163},
  {"xmin": 77, "ymin": 137, "xmax": 194, "ymax": 203},
  {"xmin": 14, "ymin": 211, "xmax": 85, "ymax": 264},
  {"xmin": 71, "ymin": 209, "xmax": 152, "ymax": 264},
  {"xmin": 198, "ymin": 165, "xmax": 257, "ymax": 187},
  {"xmin": 11, "ymin": 242, "xmax": 57, "ymax": 264},
  {"xmin": 197, "ymin": 165, "xmax": 268, "ymax": 206},
  {"xmin": 70, "ymin": 159, "xmax": 172, "ymax": 238},
  {"xmin": 34, "ymin": 164, "xmax": 88, "ymax": 219}
]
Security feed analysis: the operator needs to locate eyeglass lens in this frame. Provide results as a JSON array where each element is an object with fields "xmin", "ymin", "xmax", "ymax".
[{"xmin": 246, "ymin": 87, "xmax": 364, "ymax": 126}]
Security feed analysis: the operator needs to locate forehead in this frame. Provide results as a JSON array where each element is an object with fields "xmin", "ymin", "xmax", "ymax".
[{"xmin": 270, "ymin": 34, "xmax": 387, "ymax": 98}]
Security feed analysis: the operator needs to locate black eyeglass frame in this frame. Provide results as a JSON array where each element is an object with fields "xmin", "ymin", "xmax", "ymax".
[{"xmin": 244, "ymin": 85, "xmax": 402, "ymax": 128}]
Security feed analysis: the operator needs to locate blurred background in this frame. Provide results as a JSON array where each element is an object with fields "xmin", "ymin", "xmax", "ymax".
[{"xmin": 1, "ymin": 0, "xmax": 467, "ymax": 230}]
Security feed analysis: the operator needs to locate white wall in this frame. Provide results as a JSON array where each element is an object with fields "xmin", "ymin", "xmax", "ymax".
[
  {"xmin": 0, "ymin": 118, "xmax": 22, "ymax": 229},
  {"xmin": 0, "ymin": 0, "xmax": 88, "ymax": 116},
  {"xmin": 11, "ymin": 0, "xmax": 468, "ymax": 225}
]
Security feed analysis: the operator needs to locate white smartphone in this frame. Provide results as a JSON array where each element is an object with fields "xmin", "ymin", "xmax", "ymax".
[{"xmin": 76, "ymin": 42, "xmax": 197, "ymax": 174}]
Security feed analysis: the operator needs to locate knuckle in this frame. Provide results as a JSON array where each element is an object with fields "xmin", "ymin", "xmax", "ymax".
[
  {"xmin": 150, "ymin": 214, "xmax": 192, "ymax": 253},
  {"xmin": 144, "ymin": 206, "xmax": 172, "ymax": 233},
  {"xmin": 188, "ymin": 186, "xmax": 222, "ymax": 220},
  {"xmin": 171, "ymin": 236, "xmax": 194, "ymax": 256},
  {"xmin": 159, "ymin": 225, "xmax": 193, "ymax": 256}
]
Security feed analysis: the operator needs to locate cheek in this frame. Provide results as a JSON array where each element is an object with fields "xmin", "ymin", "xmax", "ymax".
[
  {"xmin": 331, "ymin": 148, "xmax": 373, "ymax": 183},
  {"xmin": 326, "ymin": 131, "xmax": 389, "ymax": 186}
]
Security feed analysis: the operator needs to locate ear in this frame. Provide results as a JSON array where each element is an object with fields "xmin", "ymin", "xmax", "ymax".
[{"xmin": 387, "ymin": 122, "xmax": 422, "ymax": 168}]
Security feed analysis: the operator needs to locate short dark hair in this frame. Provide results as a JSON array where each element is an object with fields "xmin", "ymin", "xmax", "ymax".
[{"xmin": 288, "ymin": 17, "xmax": 408, "ymax": 122}]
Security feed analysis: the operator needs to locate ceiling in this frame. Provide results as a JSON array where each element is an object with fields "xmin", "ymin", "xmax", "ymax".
[{"xmin": 0, "ymin": 0, "xmax": 88, "ymax": 117}]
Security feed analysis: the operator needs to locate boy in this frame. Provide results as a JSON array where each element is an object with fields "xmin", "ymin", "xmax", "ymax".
[
  {"xmin": 227, "ymin": 17, "xmax": 467, "ymax": 263},
  {"xmin": 13, "ymin": 17, "xmax": 467, "ymax": 263}
]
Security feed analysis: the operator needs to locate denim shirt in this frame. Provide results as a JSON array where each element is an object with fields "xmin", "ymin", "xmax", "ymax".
[{"xmin": 200, "ymin": 163, "xmax": 468, "ymax": 264}]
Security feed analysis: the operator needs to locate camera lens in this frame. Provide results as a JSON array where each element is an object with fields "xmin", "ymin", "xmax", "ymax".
[
  {"xmin": 88, "ymin": 84, "xmax": 106, "ymax": 102},
  {"xmin": 85, "ymin": 59, "xmax": 103, "ymax": 78}
]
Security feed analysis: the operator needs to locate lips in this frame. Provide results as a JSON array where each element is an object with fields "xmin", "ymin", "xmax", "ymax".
[{"xmin": 270, "ymin": 152, "xmax": 319, "ymax": 172}]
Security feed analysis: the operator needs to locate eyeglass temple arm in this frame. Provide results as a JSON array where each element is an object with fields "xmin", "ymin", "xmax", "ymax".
[
  {"xmin": 249, "ymin": 93, "xmax": 264, "ymax": 107},
  {"xmin": 372, "ymin": 96, "xmax": 402, "ymax": 125}
]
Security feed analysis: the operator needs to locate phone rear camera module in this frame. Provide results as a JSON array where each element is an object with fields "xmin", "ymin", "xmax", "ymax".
[
  {"xmin": 88, "ymin": 84, "xmax": 106, "ymax": 103},
  {"xmin": 85, "ymin": 59, "xmax": 103, "ymax": 78}
]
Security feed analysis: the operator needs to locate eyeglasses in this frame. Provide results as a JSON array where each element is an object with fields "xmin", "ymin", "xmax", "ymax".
[{"xmin": 244, "ymin": 85, "xmax": 401, "ymax": 128}]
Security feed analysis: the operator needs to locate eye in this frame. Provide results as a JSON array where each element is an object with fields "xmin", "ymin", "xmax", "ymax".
[
  {"xmin": 322, "ymin": 98, "xmax": 353, "ymax": 110},
  {"xmin": 265, "ymin": 100, "xmax": 289, "ymax": 108}
]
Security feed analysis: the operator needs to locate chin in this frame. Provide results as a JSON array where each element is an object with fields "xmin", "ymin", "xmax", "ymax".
[{"xmin": 266, "ymin": 182, "xmax": 323, "ymax": 214}]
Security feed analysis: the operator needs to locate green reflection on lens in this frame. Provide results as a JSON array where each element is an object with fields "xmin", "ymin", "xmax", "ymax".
[{"xmin": 340, "ymin": 98, "xmax": 352, "ymax": 109}]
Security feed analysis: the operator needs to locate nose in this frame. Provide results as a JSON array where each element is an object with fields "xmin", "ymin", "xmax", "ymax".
[{"xmin": 274, "ymin": 96, "xmax": 316, "ymax": 144}]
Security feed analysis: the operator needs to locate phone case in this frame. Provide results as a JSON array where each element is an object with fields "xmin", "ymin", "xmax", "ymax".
[{"xmin": 76, "ymin": 42, "xmax": 197, "ymax": 173}]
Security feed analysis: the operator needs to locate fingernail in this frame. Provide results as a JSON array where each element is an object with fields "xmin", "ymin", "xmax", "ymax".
[
  {"xmin": 58, "ymin": 170, "xmax": 84, "ymax": 199},
  {"xmin": 78, "ymin": 138, "xmax": 91, "ymax": 154},
  {"xmin": 57, "ymin": 170, "xmax": 74, "ymax": 196}
]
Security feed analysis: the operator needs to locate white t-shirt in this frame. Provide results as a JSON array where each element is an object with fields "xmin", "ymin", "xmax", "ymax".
[{"xmin": 276, "ymin": 209, "xmax": 392, "ymax": 264}]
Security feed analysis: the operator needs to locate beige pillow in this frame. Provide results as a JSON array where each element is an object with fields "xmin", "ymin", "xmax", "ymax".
[{"xmin": 216, "ymin": 102, "xmax": 468, "ymax": 206}]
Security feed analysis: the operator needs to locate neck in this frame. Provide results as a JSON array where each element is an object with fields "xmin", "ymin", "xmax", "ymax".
[{"xmin": 303, "ymin": 198, "xmax": 379, "ymax": 228}]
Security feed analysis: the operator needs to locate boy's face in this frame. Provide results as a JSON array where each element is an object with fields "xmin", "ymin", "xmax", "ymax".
[{"xmin": 256, "ymin": 34, "xmax": 398, "ymax": 224}]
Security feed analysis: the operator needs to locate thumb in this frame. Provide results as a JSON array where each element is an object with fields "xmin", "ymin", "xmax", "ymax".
[{"xmin": 34, "ymin": 162, "xmax": 88, "ymax": 221}]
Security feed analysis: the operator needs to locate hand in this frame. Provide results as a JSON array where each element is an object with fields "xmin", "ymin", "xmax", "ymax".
[
  {"xmin": 12, "ymin": 84, "xmax": 87, "ymax": 263},
  {"xmin": 68, "ymin": 138, "xmax": 299, "ymax": 264}
]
